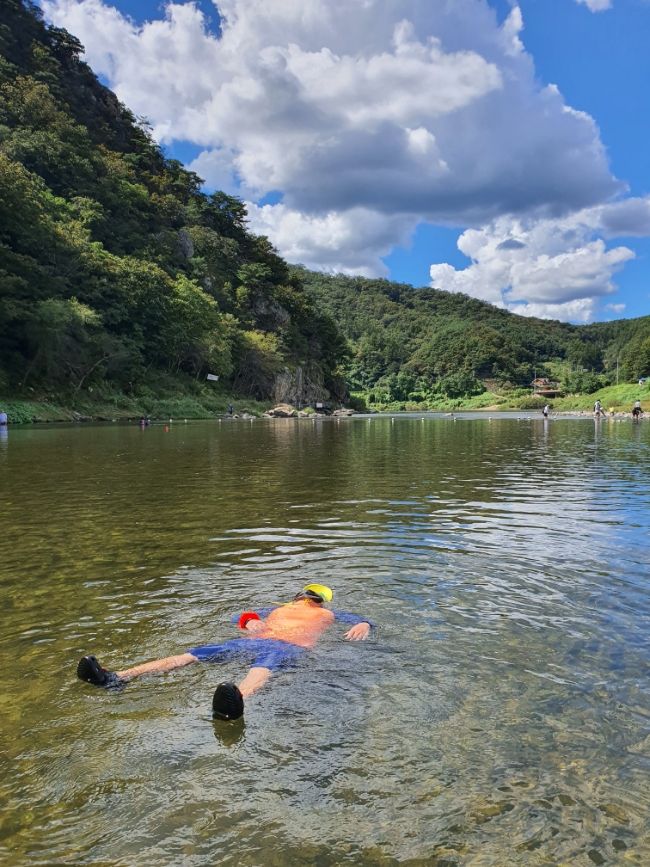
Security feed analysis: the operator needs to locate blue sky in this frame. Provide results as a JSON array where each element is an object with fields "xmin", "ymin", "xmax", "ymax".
[
  {"xmin": 40, "ymin": 0, "xmax": 650, "ymax": 322},
  {"xmin": 389, "ymin": 0, "xmax": 650, "ymax": 313}
]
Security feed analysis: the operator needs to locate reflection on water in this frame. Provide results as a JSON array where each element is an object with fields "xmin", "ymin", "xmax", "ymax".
[{"xmin": 0, "ymin": 417, "xmax": 648, "ymax": 865}]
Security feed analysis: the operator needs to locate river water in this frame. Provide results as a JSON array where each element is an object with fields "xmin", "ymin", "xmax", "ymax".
[{"xmin": 0, "ymin": 415, "xmax": 648, "ymax": 866}]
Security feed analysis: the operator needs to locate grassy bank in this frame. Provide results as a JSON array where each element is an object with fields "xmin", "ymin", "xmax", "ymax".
[
  {"xmin": 0, "ymin": 383, "xmax": 269, "ymax": 423},
  {"xmin": 550, "ymin": 382, "xmax": 649, "ymax": 412},
  {"xmin": 355, "ymin": 381, "xmax": 650, "ymax": 414}
]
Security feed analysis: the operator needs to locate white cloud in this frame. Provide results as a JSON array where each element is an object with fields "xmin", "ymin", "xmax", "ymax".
[
  {"xmin": 575, "ymin": 0, "xmax": 612, "ymax": 12},
  {"xmin": 39, "ymin": 0, "xmax": 638, "ymax": 320},
  {"xmin": 429, "ymin": 201, "xmax": 647, "ymax": 321},
  {"xmin": 245, "ymin": 203, "xmax": 413, "ymax": 277},
  {"xmin": 42, "ymin": 0, "xmax": 619, "ymax": 223},
  {"xmin": 509, "ymin": 299, "xmax": 598, "ymax": 323},
  {"xmin": 605, "ymin": 303, "xmax": 626, "ymax": 314}
]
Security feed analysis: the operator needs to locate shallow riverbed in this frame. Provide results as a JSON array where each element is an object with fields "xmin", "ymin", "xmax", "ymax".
[{"xmin": 0, "ymin": 416, "xmax": 648, "ymax": 865}]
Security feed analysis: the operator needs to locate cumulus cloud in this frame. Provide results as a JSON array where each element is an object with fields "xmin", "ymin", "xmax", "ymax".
[
  {"xmin": 42, "ymin": 0, "xmax": 619, "ymax": 222},
  {"xmin": 428, "ymin": 200, "xmax": 650, "ymax": 321},
  {"xmin": 575, "ymin": 0, "xmax": 612, "ymax": 12},
  {"xmin": 245, "ymin": 203, "xmax": 413, "ymax": 276},
  {"xmin": 40, "ymin": 0, "xmax": 636, "ymax": 320}
]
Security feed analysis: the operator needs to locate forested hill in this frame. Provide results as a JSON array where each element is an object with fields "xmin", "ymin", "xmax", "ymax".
[
  {"xmin": 297, "ymin": 268, "xmax": 650, "ymax": 405},
  {"xmin": 0, "ymin": 0, "xmax": 345, "ymax": 407},
  {"xmin": 2, "ymin": 1, "xmax": 649, "ymax": 417}
]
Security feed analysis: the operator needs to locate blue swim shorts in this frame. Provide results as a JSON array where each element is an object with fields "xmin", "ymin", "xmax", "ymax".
[{"xmin": 187, "ymin": 638, "xmax": 305, "ymax": 671}]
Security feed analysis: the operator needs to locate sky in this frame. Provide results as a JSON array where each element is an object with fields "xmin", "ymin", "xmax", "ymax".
[{"xmin": 37, "ymin": 0, "xmax": 650, "ymax": 323}]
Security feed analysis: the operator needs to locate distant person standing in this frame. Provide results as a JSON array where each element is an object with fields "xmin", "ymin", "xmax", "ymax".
[
  {"xmin": 228, "ymin": 404, "xmax": 234, "ymax": 416},
  {"xmin": 0, "ymin": 410, "xmax": 7, "ymax": 425},
  {"xmin": 542, "ymin": 404, "xmax": 550, "ymax": 419},
  {"xmin": 632, "ymin": 400, "xmax": 643, "ymax": 421},
  {"xmin": 593, "ymin": 399, "xmax": 604, "ymax": 417}
]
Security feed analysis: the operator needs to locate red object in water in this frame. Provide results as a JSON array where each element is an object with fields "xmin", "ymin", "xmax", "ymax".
[
  {"xmin": 238, "ymin": 611, "xmax": 261, "ymax": 629},
  {"xmin": 164, "ymin": 425, "xmax": 169, "ymax": 432}
]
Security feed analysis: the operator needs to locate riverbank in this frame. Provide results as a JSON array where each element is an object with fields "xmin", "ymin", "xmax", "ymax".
[
  {"xmin": 0, "ymin": 391, "xmax": 268, "ymax": 424},
  {"xmin": 1, "ymin": 381, "xmax": 648, "ymax": 424},
  {"xmin": 356, "ymin": 381, "xmax": 650, "ymax": 416}
]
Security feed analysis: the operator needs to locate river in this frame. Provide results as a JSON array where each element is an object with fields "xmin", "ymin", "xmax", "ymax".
[{"xmin": 0, "ymin": 414, "xmax": 648, "ymax": 865}]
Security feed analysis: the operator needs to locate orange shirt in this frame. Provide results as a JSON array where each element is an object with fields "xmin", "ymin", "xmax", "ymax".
[{"xmin": 252, "ymin": 600, "xmax": 335, "ymax": 648}]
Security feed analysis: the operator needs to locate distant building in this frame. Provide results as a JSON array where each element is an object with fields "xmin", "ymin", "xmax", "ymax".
[{"xmin": 531, "ymin": 377, "xmax": 561, "ymax": 397}]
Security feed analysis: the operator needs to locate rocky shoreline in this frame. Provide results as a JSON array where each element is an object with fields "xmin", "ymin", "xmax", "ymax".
[
  {"xmin": 259, "ymin": 404, "xmax": 647, "ymax": 420},
  {"xmin": 551, "ymin": 410, "xmax": 646, "ymax": 419},
  {"xmin": 263, "ymin": 403, "xmax": 355, "ymax": 418},
  {"xmin": 1, "ymin": 398, "xmax": 646, "ymax": 424}
]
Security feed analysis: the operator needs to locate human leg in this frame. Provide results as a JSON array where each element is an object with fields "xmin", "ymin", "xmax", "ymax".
[
  {"xmin": 77, "ymin": 652, "xmax": 198, "ymax": 688},
  {"xmin": 116, "ymin": 639, "xmax": 262, "ymax": 682},
  {"xmin": 212, "ymin": 640, "xmax": 304, "ymax": 719},
  {"xmin": 116, "ymin": 653, "xmax": 197, "ymax": 680},
  {"xmin": 237, "ymin": 666, "xmax": 272, "ymax": 697}
]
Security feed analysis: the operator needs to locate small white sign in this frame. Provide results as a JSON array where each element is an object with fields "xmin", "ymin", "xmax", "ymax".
[{"xmin": 206, "ymin": 373, "xmax": 219, "ymax": 381}]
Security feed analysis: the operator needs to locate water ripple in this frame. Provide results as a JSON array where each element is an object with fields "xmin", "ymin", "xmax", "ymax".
[{"xmin": 0, "ymin": 418, "xmax": 648, "ymax": 865}]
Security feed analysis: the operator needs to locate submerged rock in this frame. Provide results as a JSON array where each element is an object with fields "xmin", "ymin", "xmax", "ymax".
[{"xmin": 598, "ymin": 803, "xmax": 629, "ymax": 824}]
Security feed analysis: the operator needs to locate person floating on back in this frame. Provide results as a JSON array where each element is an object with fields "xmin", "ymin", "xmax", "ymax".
[{"xmin": 76, "ymin": 584, "xmax": 373, "ymax": 720}]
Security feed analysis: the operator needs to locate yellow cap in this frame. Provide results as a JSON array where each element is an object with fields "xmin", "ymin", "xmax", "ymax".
[{"xmin": 302, "ymin": 583, "xmax": 333, "ymax": 603}]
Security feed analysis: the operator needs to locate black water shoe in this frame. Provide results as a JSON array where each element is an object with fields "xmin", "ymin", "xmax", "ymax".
[
  {"xmin": 77, "ymin": 655, "xmax": 124, "ymax": 689},
  {"xmin": 212, "ymin": 682, "xmax": 244, "ymax": 720}
]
